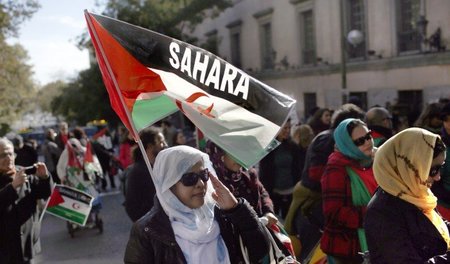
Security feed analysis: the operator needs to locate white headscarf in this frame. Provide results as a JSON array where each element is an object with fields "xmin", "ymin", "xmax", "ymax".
[{"xmin": 153, "ymin": 145, "xmax": 231, "ymax": 264}]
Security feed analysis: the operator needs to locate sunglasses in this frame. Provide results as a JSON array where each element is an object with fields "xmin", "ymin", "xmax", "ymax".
[
  {"xmin": 429, "ymin": 164, "xmax": 444, "ymax": 177},
  {"xmin": 180, "ymin": 168, "xmax": 209, "ymax": 186},
  {"xmin": 352, "ymin": 131, "xmax": 373, "ymax": 147}
]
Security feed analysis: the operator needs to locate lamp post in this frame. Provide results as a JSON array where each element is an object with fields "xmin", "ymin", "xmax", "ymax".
[{"xmin": 339, "ymin": 0, "xmax": 363, "ymax": 104}]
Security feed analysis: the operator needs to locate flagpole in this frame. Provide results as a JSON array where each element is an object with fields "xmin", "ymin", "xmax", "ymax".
[
  {"xmin": 39, "ymin": 183, "xmax": 57, "ymax": 224},
  {"xmin": 84, "ymin": 10, "xmax": 155, "ymax": 179}
]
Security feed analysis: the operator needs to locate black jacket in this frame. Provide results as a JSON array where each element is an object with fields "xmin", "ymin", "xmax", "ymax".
[
  {"xmin": 124, "ymin": 158, "xmax": 155, "ymax": 222},
  {"xmin": 365, "ymin": 188, "xmax": 450, "ymax": 264},
  {"xmin": 124, "ymin": 198, "xmax": 269, "ymax": 264},
  {"xmin": 300, "ymin": 129, "xmax": 334, "ymax": 192},
  {"xmin": 259, "ymin": 139, "xmax": 302, "ymax": 195},
  {"xmin": 0, "ymin": 172, "xmax": 51, "ymax": 264}
]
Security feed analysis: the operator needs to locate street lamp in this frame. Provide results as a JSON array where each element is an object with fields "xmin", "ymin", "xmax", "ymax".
[{"xmin": 339, "ymin": 7, "xmax": 364, "ymax": 104}]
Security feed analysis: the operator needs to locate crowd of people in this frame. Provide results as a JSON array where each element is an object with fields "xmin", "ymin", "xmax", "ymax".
[{"xmin": 2, "ymin": 98, "xmax": 450, "ymax": 263}]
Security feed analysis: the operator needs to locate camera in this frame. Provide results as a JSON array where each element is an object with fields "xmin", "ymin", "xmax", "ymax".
[{"xmin": 24, "ymin": 166, "xmax": 37, "ymax": 175}]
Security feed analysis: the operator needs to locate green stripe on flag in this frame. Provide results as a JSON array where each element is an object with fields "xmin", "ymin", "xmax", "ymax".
[
  {"xmin": 132, "ymin": 95, "xmax": 178, "ymax": 131},
  {"xmin": 47, "ymin": 205, "xmax": 87, "ymax": 225}
]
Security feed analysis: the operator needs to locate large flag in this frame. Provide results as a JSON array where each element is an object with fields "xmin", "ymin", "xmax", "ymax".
[
  {"xmin": 85, "ymin": 11, "xmax": 296, "ymax": 168},
  {"xmin": 45, "ymin": 184, "xmax": 94, "ymax": 226}
]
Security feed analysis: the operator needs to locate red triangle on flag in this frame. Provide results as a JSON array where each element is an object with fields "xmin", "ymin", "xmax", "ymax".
[
  {"xmin": 67, "ymin": 143, "xmax": 82, "ymax": 168},
  {"xmin": 84, "ymin": 141, "xmax": 94, "ymax": 163},
  {"xmin": 92, "ymin": 127, "xmax": 107, "ymax": 141},
  {"xmin": 85, "ymin": 11, "xmax": 167, "ymax": 140},
  {"xmin": 47, "ymin": 187, "xmax": 65, "ymax": 208}
]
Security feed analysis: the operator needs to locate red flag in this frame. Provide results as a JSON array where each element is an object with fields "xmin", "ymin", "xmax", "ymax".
[
  {"xmin": 85, "ymin": 12, "xmax": 167, "ymax": 139},
  {"xmin": 84, "ymin": 141, "xmax": 94, "ymax": 163},
  {"xmin": 67, "ymin": 143, "xmax": 82, "ymax": 168},
  {"xmin": 92, "ymin": 127, "xmax": 107, "ymax": 141},
  {"xmin": 47, "ymin": 187, "xmax": 65, "ymax": 208}
]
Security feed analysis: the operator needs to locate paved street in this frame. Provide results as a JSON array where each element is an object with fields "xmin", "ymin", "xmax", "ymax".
[{"xmin": 35, "ymin": 190, "xmax": 132, "ymax": 264}]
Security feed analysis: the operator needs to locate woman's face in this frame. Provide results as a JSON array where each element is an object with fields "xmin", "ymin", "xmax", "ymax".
[
  {"xmin": 351, "ymin": 125, "xmax": 374, "ymax": 157},
  {"xmin": 223, "ymin": 153, "xmax": 241, "ymax": 172},
  {"xmin": 176, "ymin": 132, "xmax": 186, "ymax": 145},
  {"xmin": 170, "ymin": 161, "xmax": 208, "ymax": 209},
  {"xmin": 426, "ymin": 151, "xmax": 446, "ymax": 188},
  {"xmin": 277, "ymin": 121, "xmax": 291, "ymax": 141},
  {"xmin": 320, "ymin": 110, "xmax": 331, "ymax": 125}
]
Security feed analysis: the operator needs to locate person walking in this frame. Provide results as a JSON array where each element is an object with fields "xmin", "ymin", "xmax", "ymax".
[
  {"xmin": 365, "ymin": 106, "xmax": 394, "ymax": 147},
  {"xmin": 124, "ymin": 127, "xmax": 167, "ymax": 222},
  {"xmin": 124, "ymin": 145, "xmax": 269, "ymax": 264},
  {"xmin": 40, "ymin": 128, "xmax": 62, "ymax": 184},
  {"xmin": 259, "ymin": 118, "xmax": 302, "ymax": 219},
  {"xmin": 365, "ymin": 128, "xmax": 450, "ymax": 263},
  {"xmin": 321, "ymin": 118, "xmax": 377, "ymax": 264}
]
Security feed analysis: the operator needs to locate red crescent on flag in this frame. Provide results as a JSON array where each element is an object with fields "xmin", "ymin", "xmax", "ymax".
[
  {"xmin": 72, "ymin": 203, "xmax": 81, "ymax": 210},
  {"xmin": 176, "ymin": 92, "xmax": 215, "ymax": 118}
]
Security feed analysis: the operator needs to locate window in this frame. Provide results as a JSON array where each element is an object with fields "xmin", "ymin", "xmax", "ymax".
[
  {"xmin": 203, "ymin": 30, "xmax": 218, "ymax": 55},
  {"xmin": 397, "ymin": 0, "xmax": 421, "ymax": 52},
  {"xmin": 301, "ymin": 10, "xmax": 316, "ymax": 64},
  {"xmin": 227, "ymin": 20, "xmax": 242, "ymax": 68},
  {"xmin": 304, "ymin": 93, "xmax": 317, "ymax": 120},
  {"xmin": 261, "ymin": 22, "xmax": 274, "ymax": 70},
  {"xmin": 230, "ymin": 33, "xmax": 241, "ymax": 68},
  {"xmin": 346, "ymin": 0, "xmax": 366, "ymax": 58}
]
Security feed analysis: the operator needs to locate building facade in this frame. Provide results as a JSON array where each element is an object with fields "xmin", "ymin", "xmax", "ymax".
[{"xmin": 189, "ymin": 0, "xmax": 450, "ymax": 121}]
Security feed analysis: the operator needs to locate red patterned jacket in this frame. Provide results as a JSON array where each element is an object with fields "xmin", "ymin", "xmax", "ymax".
[{"xmin": 320, "ymin": 151, "xmax": 377, "ymax": 258}]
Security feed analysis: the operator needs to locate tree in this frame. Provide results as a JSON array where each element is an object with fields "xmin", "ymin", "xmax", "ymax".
[
  {"xmin": 59, "ymin": 0, "xmax": 231, "ymax": 126},
  {"xmin": 0, "ymin": 0, "xmax": 40, "ymax": 38},
  {"xmin": 36, "ymin": 80, "xmax": 67, "ymax": 112},
  {"xmin": 0, "ymin": 40, "xmax": 36, "ymax": 125},
  {"xmin": 0, "ymin": 0, "xmax": 40, "ymax": 128},
  {"xmin": 51, "ymin": 65, "xmax": 119, "ymax": 127}
]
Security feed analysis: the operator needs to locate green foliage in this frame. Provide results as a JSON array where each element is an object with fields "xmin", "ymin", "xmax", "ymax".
[
  {"xmin": 0, "ymin": 0, "xmax": 40, "ymax": 38},
  {"xmin": 0, "ymin": 0, "xmax": 40, "ymax": 128},
  {"xmin": 36, "ymin": 80, "xmax": 67, "ymax": 112},
  {"xmin": 0, "ymin": 40, "xmax": 36, "ymax": 124},
  {"xmin": 51, "ymin": 65, "xmax": 119, "ymax": 127}
]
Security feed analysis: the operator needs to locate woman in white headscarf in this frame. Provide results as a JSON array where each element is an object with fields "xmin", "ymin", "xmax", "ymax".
[
  {"xmin": 124, "ymin": 145, "xmax": 269, "ymax": 264},
  {"xmin": 365, "ymin": 128, "xmax": 450, "ymax": 263}
]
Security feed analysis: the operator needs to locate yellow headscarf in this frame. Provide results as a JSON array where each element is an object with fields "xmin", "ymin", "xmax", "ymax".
[{"xmin": 373, "ymin": 127, "xmax": 450, "ymax": 248}]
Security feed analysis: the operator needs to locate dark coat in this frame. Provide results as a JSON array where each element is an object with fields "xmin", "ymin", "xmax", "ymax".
[
  {"xmin": 300, "ymin": 129, "xmax": 335, "ymax": 192},
  {"xmin": 0, "ymin": 172, "xmax": 51, "ymax": 264},
  {"xmin": 259, "ymin": 139, "xmax": 302, "ymax": 195},
  {"xmin": 124, "ymin": 157, "xmax": 155, "ymax": 222},
  {"xmin": 124, "ymin": 198, "xmax": 269, "ymax": 264},
  {"xmin": 320, "ymin": 151, "xmax": 377, "ymax": 258},
  {"xmin": 365, "ymin": 188, "xmax": 450, "ymax": 264}
]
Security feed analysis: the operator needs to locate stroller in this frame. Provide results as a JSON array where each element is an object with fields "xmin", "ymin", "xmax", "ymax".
[{"xmin": 62, "ymin": 140, "xmax": 105, "ymax": 238}]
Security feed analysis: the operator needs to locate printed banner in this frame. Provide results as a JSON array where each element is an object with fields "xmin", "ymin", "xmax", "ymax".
[{"xmin": 45, "ymin": 184, "xmax": 93, "ymax": 226}]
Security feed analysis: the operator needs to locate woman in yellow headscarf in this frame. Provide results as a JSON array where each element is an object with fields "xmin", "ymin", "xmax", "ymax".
[{"xmin": 365, "ymin": 127, "xmax": 450, "ymax": 263}]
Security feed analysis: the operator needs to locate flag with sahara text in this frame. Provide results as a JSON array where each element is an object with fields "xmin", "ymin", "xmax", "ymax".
[
  {"xmin": 85, "ymin": 11, "xmax": 296, "ymax": 168},
  {"xmin": 45, "ymin": 184, "xmax": 93, "ymax": 226}
]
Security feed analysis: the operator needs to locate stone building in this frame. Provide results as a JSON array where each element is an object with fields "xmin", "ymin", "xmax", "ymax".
[{"xmin": 188, "ymin": 0, "xmax": 450, "ymax": 121}]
